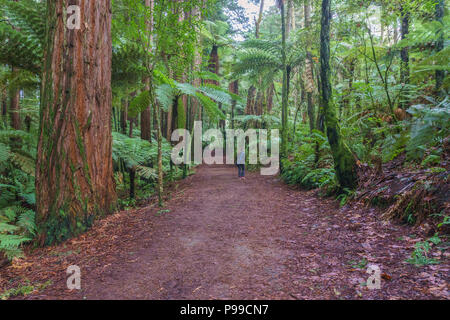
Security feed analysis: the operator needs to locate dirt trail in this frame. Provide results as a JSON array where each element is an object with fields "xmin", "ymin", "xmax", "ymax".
[{"xmin": 1, "ymin": 165, "xmax": 448, "ymax": 299}]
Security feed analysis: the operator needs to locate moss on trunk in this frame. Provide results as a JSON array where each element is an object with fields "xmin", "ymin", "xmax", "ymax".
[
  {"xmin": 36, "ymin": 0, "xmax": 117, "ymax": 245},
  {"xmin": 320, "ymin": 0, "xmax": 357, "ymax": 190}
]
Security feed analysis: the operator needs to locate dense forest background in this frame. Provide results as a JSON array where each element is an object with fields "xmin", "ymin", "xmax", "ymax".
[{"xmin": 0, "ymin": 0, "xmax": 448, "ymax": 268}]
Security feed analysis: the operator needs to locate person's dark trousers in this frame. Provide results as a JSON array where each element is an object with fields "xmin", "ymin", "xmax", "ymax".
[{"xmin": 237, "ymin": 164, "xmax": 245, "ymax": 177}]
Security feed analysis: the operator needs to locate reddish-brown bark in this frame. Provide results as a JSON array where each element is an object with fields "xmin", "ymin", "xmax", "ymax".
[
  {"xmin": 36, "ymin": 0, "xmax": 116, "ymax": 245},
  {"xmin": 9, "ymin": 69, "xmax": 21, "ymax": 131}
]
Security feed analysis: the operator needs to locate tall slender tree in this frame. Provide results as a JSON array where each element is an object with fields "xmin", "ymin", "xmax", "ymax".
[
  {"xmin": 277, "ymin": 0, "xmax": 288, "ymax": 168},
  {"xmin": 140, "ymin": 0, "xmax": 154, "ymax": 142},
  {"xmin": 9, "ymin": 68, "xmax": 21, "ymax": 132},
  {"xmin": 400, "ymin": 4, "xmax": 410, "ymax": 109},
  {"xmin": 319, "ymin": 0, "xmax": 357, "ymax": 189},
  {"xmin": 304, "ymin": 0, "xmax": 315, "ymax": 133},
  {"xmin": 435, "ymin": 0, "xmax": 445, "ymax": 95}
]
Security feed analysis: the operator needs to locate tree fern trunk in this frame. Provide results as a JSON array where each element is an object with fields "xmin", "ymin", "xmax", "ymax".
[{"xmin": 36, "ymin": 0, "xmax": 116, "ymax": 245}]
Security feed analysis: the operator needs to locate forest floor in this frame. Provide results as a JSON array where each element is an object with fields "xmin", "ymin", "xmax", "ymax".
[{"xmin": 0, "ymin": 165, "xmax": 448, "ymax": 300}]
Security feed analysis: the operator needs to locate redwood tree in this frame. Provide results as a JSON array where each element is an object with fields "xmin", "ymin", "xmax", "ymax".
[
  {"xmin": 36, "ymin": 0, "xmax": 116, "ymax": 245},
  {"xmin": 9, "ymin": 67, "xmax": 21, "ymax": 131}
]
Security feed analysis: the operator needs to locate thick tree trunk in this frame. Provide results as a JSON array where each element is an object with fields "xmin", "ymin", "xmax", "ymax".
[
  {"xmin": 320, "ymin": 0, "xmax": 357, "ymax": 190},
  {"xmin": 36, "ymin": 0, "xmax": 116, "ymax": 245}
]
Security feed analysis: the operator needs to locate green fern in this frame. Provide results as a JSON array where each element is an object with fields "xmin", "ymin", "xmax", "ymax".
[
  {"xmin": 0, "ymin": 142, "xmax": 10, "ymax": 163},
  {"xmin": 0, "ymin": 0, "xmax": 45, "ymax": 74},
  {"xmin": 128, "ymin": 90, "xmax": 151, "ymax": 118},
  {"xmin": 0, "ymin": 206, "xmax": 36, "ymax": 260},
  {"xmin": 406, "ymin": 98, "xmax": 450, "ymax": 161}
]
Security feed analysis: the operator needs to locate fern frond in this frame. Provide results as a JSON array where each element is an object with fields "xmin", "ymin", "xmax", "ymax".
[
  {"xmin": 194, "ymin": 92, "xmax": 225, "ymax": 120},
  {"xmin": 128, "ymin": 90, "xmax": 151, "ymax": 118},
  {"xmin": 10, "ymin": 152, "xmax": 35, "ymax": 176},
  {"xmin": 135, "ymin": 165, "xmax": 157, "ymax": 180},
  {"xmin": 17, "ymin": 210, "xmax": 36, "ymax": 236},
  {"xmin": 234, "ymin": 48, "xmax": 282, "ymax": 76},
  {"xmin": 0, "ymin": 142, "xmax": 10, "ymax": 162},
  {"xmin": 156, "ymin": 84, "xmax": 175, "ymax": 112}
]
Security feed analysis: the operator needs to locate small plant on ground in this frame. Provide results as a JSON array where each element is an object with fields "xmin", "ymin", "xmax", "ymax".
[{"xmin": 406, "ymin": 234, "xmax": 442, "ymax": 266}]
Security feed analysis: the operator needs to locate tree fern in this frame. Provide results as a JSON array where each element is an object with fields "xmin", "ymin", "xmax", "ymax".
[
  {"xmin": 128, "ymin": 90, "xmax": 151, "ymax": 118},
  {"xmin": 406, "ymin": 98, "xmax": 450, "ymax": 160},
  {"xmin": 0, "ymin": 0, "xmax": 45, "ymax": 74},
  {"xmin": 0, "ymin": 205, "xmax": 35, "ymax": 260},
  {"xmin": 0, "ymin": 142, "xmax": 10, "ymax": 163}
]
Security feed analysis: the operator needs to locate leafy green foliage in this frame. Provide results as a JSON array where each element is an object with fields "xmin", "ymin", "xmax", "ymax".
[
  {"xmin": 281, "ymin": 130, "xmax": 338, "ymax": 192},
  {"xmin": 406, "ymin": 98, "xmax": 450, "ymax": 161},
  {"xmin": 0, "ymin": 0, "xmax": 45, "ymax": 73},
  {"xmin": 113, "ymin": 132, "xmax": 169, "ymax": 173},
  {"xmin": 0, "ymin": 131, "xmax": 36, "ymax": 260},
  {"xmin": 406, "ymin": 235, "xmax": 441, "ymax": 266},
  {"xmin": 0, "ymin": 206, "xmax": 35, "ymax": 259}
]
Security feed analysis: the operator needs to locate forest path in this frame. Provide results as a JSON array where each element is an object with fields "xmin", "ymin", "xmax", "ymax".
[{"xmin": 2, "ymin": 165, "xmax": 448, "ymax": 299}]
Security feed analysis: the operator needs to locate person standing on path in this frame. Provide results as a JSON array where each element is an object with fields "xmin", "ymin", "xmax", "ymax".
[{"xmin": 237, "ymin": 147, "xmax": 246, "ymax": 179}]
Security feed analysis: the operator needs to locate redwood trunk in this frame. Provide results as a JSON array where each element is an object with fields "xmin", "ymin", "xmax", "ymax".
[
  {"xmin": 9, "ymin": 68, "xmax": 21, "ymax": 130},
  {"xmin": 36, "ymin": 0, "xmax": 116, "ymax": 245}
]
